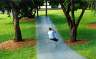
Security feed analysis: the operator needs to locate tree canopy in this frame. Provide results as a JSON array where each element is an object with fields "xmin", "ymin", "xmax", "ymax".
[{"xmin": 0, "ymin": 0, "xmax": 38, "ymax": 18}]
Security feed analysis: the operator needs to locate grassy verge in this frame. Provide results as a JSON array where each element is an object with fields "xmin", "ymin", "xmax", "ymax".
[
  {"xmin": 0, "ymin": 46, "xmax": 36, "ymax": 59},
  {"xmin": 0, "ymin": 14, "xmax": 36, "ymax": 59},
  {"xmin": 39, "ymin": 9, "xmax": 96, "ymax": 59}
]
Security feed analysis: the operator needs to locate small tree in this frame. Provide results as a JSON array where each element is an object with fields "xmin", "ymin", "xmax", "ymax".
[
  {"xmin": 59, "ymin": 0, "xmax": 88, "ymax": 42},
  {"xmin": 0, "ymin": 0, "xmax": 37, "ymax": 41},
  {"xmin": 10, "ymin": 0, "xmax": 38, "ymax": 41}
]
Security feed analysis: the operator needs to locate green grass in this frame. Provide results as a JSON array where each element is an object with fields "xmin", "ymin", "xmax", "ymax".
[
  {"xmin": 0, "ymin": 14, "xmax": 36, "ymax": 59},
  {"xmin": 0, "ymin": 14, "xmax": 14, "ymax": 42},
  {"xmin": 0, "ymin": 14, "xmax": 36, "ymax": 42},
  {"xmin": 39, "ymin": 9, "xmax": 96, "ymax": 59},
  {"xmin": 20, "ymin": 20, "xmax": 36, "ymax": 39},
  {"xmin": 0, "ymin": 46, "xmax": 36, "ymax": 59}
]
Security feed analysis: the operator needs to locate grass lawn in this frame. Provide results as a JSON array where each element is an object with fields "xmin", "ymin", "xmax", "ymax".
[
  {"xmin": 39, "ymin": 9, "xmax": 96, "ymax": 59},
  {"xmin": 0, "ymin": 14, "xmax": 36, "ymax": 59}
]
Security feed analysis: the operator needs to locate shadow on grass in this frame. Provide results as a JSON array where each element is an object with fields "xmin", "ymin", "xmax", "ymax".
[
  {"xmin": 0, "ymin": 34, "xmax": 14, "ymax": 43},
  {"xmin": 49, "ymin": 15, "xmax": 67, "ymax": 25},
  {"xmin": 6, "ymin": 21, "xmax": 33, "ymax": 25},
  {"xmin": 88, "ymin": 22, "xmax": 96, "ymax": 24},
  {"xmin": 78, "ymin": 29, "xmax": 96, "ymax": 41},
  {"xmin": 0, "ymin": 18, "xmax": 6, "ymax": 20}
]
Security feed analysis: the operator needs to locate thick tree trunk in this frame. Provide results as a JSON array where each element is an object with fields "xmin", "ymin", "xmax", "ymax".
[
  {"xmin": 14, "ymin": 19, "xmax": 22, "ymax": 41},
  {"xmin": 70, "ymin": 26, "xmax": 77, "ymax": 42},
  {"xmin": 9, "ymin": 1, "xmax": 22, "ymax": 41},
  {"xmin": 13, "ymin": 11, "xmax": 22, "ymax": 41}
]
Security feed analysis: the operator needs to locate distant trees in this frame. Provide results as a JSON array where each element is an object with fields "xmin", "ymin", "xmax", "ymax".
[
  {"xmin": 49, "ymin": 1, "xmax": 59, "ymax": 8},
  {"xmin": 0, "ymin": 0, "xmax": 11, "ymax": 16}
]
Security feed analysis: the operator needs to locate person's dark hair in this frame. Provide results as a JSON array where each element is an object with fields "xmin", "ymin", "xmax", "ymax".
[{"xmin": 49, "ymin": 27, "xmax": 52, "ymax": 30}]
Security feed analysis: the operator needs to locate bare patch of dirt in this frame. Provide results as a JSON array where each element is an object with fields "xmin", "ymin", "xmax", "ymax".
[
  {"xmin": 0, "ymin": 39, "xmax": 36, "ymax": 50},
  {"xmin": 65, "ymin": 39, "xmax": 87, "ymax": 46},
  {"xmin": 88, "ymin": 24, "xmax": 96, "ymax": 29}
]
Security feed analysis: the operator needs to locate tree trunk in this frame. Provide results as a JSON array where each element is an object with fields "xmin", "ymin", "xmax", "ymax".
[
  {"xmin": 13, "ymin": 10, "xmax": 22, "ymax": 41},
  {"xmin": 45, "ymin": 0, "xmax": 47, "ymax": 16},
  {"xmin": 60, "ymin": 1, "xmax": 86, "ymax": 42},
  {"xmin": 70, "ymin": 26, "xmax": 77, "ymax": 42}
]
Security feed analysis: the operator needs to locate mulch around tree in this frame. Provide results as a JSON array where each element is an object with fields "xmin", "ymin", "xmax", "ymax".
[
  {"xmin": 88, "ymin": 24, "xmax": 96, "ymax": 29},
  {"xmin": 65, "ymin": 39, "xmax": 88, "ymax": 46},
  {"xmin": 0, "ymin": 39, "xmax": 36, "ymax": 50},
  {"xmin": 64, "ymin": 23, "xmax": 95, "ymax": 45}
]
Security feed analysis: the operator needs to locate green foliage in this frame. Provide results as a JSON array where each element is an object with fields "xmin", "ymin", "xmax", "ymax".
[
  {"xmin": 49, "ymin": 1, "xmax": 59, "ymax": 6},
  {"xmin": 62, "ymin": 0, "xmax": 88, "ymax": 10},
  {"xmin": 0, "ymin": 0, "xmax": 37, "ymax": 18},
  {"xmin": 74, "ymin": 0, "xmax": 88, "ymax": 9}
]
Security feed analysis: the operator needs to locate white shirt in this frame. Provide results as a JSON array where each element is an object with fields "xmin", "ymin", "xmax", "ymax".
[{"xmin": 48, "ymin": 30, "xmax": 56, "ymax": 39}]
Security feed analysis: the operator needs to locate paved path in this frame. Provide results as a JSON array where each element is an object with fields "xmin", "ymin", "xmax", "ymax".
[{"xmin": 36, "ymin": 16, "xmax": 86, "ymax": 59}]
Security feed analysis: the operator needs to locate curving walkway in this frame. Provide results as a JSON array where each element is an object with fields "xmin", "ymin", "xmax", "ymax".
[{"xmin": 36, "ymin": 16, "xmax": 86, "ymax": 59}]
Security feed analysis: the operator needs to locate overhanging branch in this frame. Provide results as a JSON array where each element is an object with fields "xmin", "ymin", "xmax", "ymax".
[{"xmin": 76, "ymin": 8, "xmax": 86, "ymax": 27}]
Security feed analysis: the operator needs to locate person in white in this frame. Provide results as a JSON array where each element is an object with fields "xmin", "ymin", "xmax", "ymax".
[
  {"xmin": 48, "ymin": 27, "xmax": 58, "ymax": 42},
  {"xmin": 48, "ymin": 27, "xmax": 58, "ymax": 47}
]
